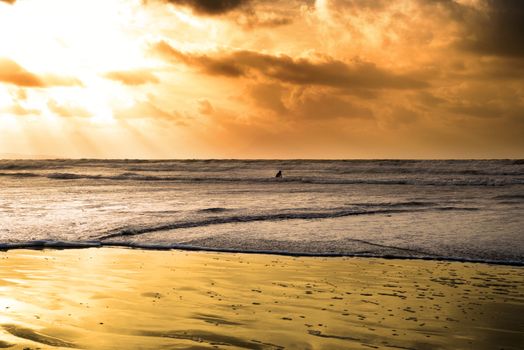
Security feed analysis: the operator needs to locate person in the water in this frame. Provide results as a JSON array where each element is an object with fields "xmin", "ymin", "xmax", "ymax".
[{"xmin": 275, "ymin": 170, "xmax": 282, "ymax": 178}]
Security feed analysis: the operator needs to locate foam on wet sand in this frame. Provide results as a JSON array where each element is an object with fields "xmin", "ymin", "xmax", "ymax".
[{"xmin": 0, "ymin": 248, "xmax": 523, "ymax": 349}]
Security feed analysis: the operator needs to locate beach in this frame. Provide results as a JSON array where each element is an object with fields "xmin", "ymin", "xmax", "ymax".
[
  {"xmin": 1, "ymin": 248, "xmax": 522, "ymax": 350},
  {"xmin": 1, "ymin": 0, "xmax": 523, "ymax": 347}
]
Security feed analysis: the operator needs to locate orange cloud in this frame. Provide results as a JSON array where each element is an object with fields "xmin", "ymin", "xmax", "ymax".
[
  {"xmin": 248, "ymin": 83, "xmax": 373, "ymax": 120},
  {"xmin": 43, "ymin": 75, "xmax": 83, "ymax": 87},
  {"xmin": 104, "ymin": 69, "xmax": 160, "ymax": 86},
  {"xmin": 0, "ymin": 58, "xmax": 82, "ymax": 88},
  {"xmin": 114, "ymin": 98, "xmax": 185, "ymax": 124},
  {"xmin": 0, "ymin": 103, "xmax": 40, "ymax": 116},
  {"xmin": 154, "ymin": 41, "xmax": 428, "ymax": 91},
  {"xmin": 0, "ymin": 58, "xmax": 44, "ymax": 87},
  {"xmin": 47, "ymin": 99, "xmax": 91, "ymax": 118}
]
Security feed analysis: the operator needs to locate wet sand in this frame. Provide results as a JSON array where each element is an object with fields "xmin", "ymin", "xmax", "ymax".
[{"xmin": 0, "ymin": 248, "xmax": 523, "ymax": 350}]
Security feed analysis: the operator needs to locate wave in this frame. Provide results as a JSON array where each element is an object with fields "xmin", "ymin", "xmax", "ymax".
[
  {"xmin": 330, "ymin": 167, "xmax": 524, "ymax": 176},
  {"xmin": 493, "ymin": 194, "xmax": 524, "ymax": 200},
  {"xmin": 198, "ymin": 207, "xmax": 230, "ymax": 213},
  {"xmin": 0, "ymin": 240, "xmax": 522, "ymax": 266},
  {"xmin": 0, "ymin": 171, "xmax": 522, "ymax": 186},
  {"xmin": 1, "ymin": 158, "xmax": 522, "ymax": 168},
  {"xmin": 0, "ymin": 172, "xmax": 40, "ymax": 177},
  {"xmin": 95, "ymin": 205, "xmax": 477, "ymax": 241},
  {"xmin": 0, "ymin": 164, "xmax": 58, "ymax": 170},
  {"xmin": 352, "ymin": 201, "xmax": 437, "ymax": 207}
]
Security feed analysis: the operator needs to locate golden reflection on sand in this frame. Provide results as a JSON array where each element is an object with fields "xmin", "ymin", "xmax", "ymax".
[{"xmin": 0, "ymin": 248, "xmax": 523, "ymax": 349}]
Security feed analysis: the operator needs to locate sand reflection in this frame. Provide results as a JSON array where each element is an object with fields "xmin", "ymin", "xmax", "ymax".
[{"xmin": 0, "ymin": 249, "xmax": 522, "ymax": 349}]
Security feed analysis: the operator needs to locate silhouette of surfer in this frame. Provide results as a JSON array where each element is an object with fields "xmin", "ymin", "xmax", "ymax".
[{"xmin": 275, "ymin": 170, "xmax": 283, "ymax": 178}]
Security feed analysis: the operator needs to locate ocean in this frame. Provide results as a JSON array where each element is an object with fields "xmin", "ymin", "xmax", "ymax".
[{"xmin": 0, "ymin": 159, "xmax": 522, "ymax": 264}]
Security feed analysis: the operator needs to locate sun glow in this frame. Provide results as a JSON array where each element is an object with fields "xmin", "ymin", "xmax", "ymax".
[
  {"xmin": 0, "ymin": 0, "xmax": 155, "ymax": 124},
  {"xmin": 0, "ymin": 0, "xmax": 150, "ymax": 72}
]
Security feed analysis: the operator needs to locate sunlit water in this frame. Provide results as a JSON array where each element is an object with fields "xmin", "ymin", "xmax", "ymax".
[{"xmin": 0, "ymin": 159, "xmax": 523, "ymax": 264}]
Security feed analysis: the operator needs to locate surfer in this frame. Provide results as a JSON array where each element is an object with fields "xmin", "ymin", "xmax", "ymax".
[{"xmin": 275, "ymin": 170, "xmax": 282, "ymax": 178}]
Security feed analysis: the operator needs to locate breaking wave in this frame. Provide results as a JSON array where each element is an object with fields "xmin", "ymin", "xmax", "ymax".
[
  {"xmin": 0, "ymin": 240, "xmax": 522, "ymax": 266},
  {"xmin": 95, "ymin": 205, "xmax": 477, "ymax": 240}
]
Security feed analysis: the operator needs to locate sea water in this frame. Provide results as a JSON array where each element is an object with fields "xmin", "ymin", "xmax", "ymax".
[{"xmin": 0, "ymin": 159, "xmax": 522, "ymax": 264}]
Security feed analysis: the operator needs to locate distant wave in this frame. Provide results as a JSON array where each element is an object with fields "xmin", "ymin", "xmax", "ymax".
[
  {"xmin": 0, "ymin": 159, "xmax": 522, "ymax": 186},
  {"xmin": 0, "ymin": 171, "xmax": 522, "ymax": 186},
  {"xmin": 198, "ymin": 207, "xmax": 230, "ymax": 213},
  {"xmin": 330, "ymin": 167, "xmax": 524, "ymax": 176},
  {"xmin": 493, "ymin": 194, "xmax": 524, "ymax": 200},
  {"xmin": 0, "ymin": 164, "xmax": 54, "ymax": 170},
  {"xmin": 0, "ymin": 172, "xmax": 40, "ymax": 178}
]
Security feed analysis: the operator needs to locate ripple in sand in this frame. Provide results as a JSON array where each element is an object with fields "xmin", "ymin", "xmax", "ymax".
[
  {"xmin": 140, "ymin": 329, "xmax": 284, "ymax": 349},
  {"xmin": 192, "ymin": 313, "xmax": 244, "ymax": 326},
  {"xmin": 307, "ymin": 329, "xmax": 360, "ymax": 341},
  {"xmin": 2, "ymin": 324, "xmax": 78, "ymax": 348},
  {"xmin": 141, "ymin": 292, "xmax": 163, "ymax": 299},
  {"xmin": 0, "ymin": 340, "xmax": 14, "ymax": 348}
]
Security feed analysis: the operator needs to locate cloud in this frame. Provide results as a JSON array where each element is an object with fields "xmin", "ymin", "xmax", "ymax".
[
  {"xmin": 0, "ymin": 58, "xmax": 82, "ymax": 88},
  {"xmin": 165, "ymin": 0, "xmax": 249, "ymax": 15},
  {"xmin": 43, "ymin": 75, "xmax": 83, "ymax": 87},
  {"xmin": 249, "ymin": 83, "xmax": 288, "ymax": 114},
  {"xmin": 249, "ymin": 83, "xmax": 374, "ymax": 120},
  {"xmin": 197, "ymin": 99, "xmax": 214, "ymax": 114},
  {"xmin": 231, "ymin": 1, "xmax": 299, "ymax": 28},
  {"xmin": 235, "ymin": 12, "xmax": 292, "ymax": 29},
  {"xmin": 0, "ymin": 103, "xmax": 40, "ymax": 116},
  {"xmin": 249, "ymin": 82, "xmax": 374, "ymax": 119},
  {"xmin": 104, "ymin": 69, "xmax": 160, "ymax": 85},
  {"xmin": 0, "ymin": 58, "xmax": 44, "ymax": 87},
  {"xmin": 114, "ymin": 98, "xmax": 185, "ymax": 124},
  {"xmin": 47, "ymin": 100, "xmax": 91, "ymax": 118},
  {"xmin": 457, "ymin": 0, "xmax": 524, "ymax": 57},
  {"xmin": 292, "ymin": 92, "xmax": 374, "ymax": 120},
  {"xmin": 153, "ymin": 41, "xmax": 429, "ymax": 92}
]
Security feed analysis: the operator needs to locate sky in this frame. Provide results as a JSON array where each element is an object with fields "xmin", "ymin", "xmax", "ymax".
[{"xmin": 0, "ymin": 0, "xmax": 523, "ymax": 159}]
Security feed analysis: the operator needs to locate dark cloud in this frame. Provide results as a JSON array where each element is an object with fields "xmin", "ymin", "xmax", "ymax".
[
  {"xmin": 446, "ymin": 57, "xmax": 524, "ymax": 82},
  {"xmin": 104, "ymin": 69, "xmax": 159, "ymax": 85},
  {"xmin": 165, "ymin": 0, "xmax": 249, "ymax": 15},
  {"xmin": 235, "ymin": 12, "xmax": 292, "ymax": 29},
  {"xmin": 460, "ymin": 0, "xmax": 524, "ymax": 56},
  {"xmin": 154, "ymin": 41, "xmax": 428, "ymax": 92},
  {"xmin": 332, "ymin": 0, "xmax": 524, "ymax": 57}
]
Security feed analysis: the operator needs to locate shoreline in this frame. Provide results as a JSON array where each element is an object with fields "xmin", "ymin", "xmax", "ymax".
[
  {"xmin": 1, "ymin": 247, "xmax": 523, "ymax": 349},
  {"xmin": 1, "ymin": 242, "xmax": 523, "ymax": 267}
]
